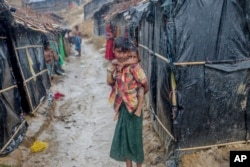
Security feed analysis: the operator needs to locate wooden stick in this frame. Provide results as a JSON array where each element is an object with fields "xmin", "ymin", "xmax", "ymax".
[
  {"xmin": 0, "ymin": 85, "xmax": 17, "ymax": 94},
  {"xmin": 176, "ymin": 140, "xmax": 247, "ymax": 152},
  {"xmin": 16, "ymin": 45, "xmax": 43, "ymax": 50},
  {"xmin": 150, "ymin": 106, "xmax": 176, "ymax": 141},
  {"xmin": 0, "ymin": 121, "xmax": 26, "ymax": 154},
  {"xmin": 0, "ymin": 37, "xmax": 7, "ymax": 39},
  {"xmin": 24, "ymin": 69, "xmax": 48, "ymax": 83}
]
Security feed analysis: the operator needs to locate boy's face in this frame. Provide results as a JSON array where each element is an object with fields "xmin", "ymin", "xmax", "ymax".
[
  {"xmin": 113, "ymin": 48, "xmax": 129, "ymax": 61},
  {"xmin": 129, "ymin": 51, "xmax": 138, "ymax": 62}
]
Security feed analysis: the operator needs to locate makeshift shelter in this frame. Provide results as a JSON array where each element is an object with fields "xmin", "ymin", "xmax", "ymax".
[
  {"xmin": 0, "ymin": 0, "xmax": 67, "ymax": 155},
  {"xmin": 97, "ymin": 0, "xmax": 250, "ymax": 165},
  {"xmin": 24, "ymin": 0, "xmax": 71, "ymax": 12},
  {"xmin": 84, "ymin": 0, "xmax": 114, "ymax": 20}
]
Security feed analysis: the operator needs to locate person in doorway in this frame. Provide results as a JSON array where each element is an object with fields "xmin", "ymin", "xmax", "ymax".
[
  {"xmin": 73, "ymin": 25, "xmax": 82, "ymax": 56},
  {"xmin": 44, "ymin": 42, "xmax": 59, "ymax": 81},
  {"xmin": 107, "ymin": 37, "xmax": 149, "ymax": 167},
  {"xmin": 44, "ymin": 43, "xmax": 55, "ymax": 81}
]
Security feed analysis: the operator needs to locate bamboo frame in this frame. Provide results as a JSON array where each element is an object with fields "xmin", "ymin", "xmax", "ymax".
[
  {"xmin": 176, "ymin": 140, "xmax": 247, "ymax": 152},
  {"xmin": 0, "ymin": 85, "xmax": 17, "ymax": 94},
  {"xmin": 13, "ymin": 42, "xmax": 34, "ymax": 112},
  {"xmin": 150, "ymin": 106, "xmax": 176, "ymax": 141},
  {"xmin": 0, "ymin": 121, "xmax": 26, "ymax": 154}
]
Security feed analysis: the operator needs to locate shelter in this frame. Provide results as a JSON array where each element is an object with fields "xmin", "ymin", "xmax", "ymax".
[
  {"xmin": 24, "ymin": 0, "xmax": 71, "ymax": 12},
  {"xmin": 97, "ymin": 0, "xmax": 250, "ymax": 165},
  {"xmin": 0, "ymin": 0, "xmax": 67, "ymax": 155},
  {"xmin": 83, "ymin": 0, "xmax": 114, "ymax": 20}
]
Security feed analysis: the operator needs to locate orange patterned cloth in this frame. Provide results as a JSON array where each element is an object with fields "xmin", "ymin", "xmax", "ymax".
[{"xmin": 109, "ymin": 63, "xmax": 147, "ymax": 112}]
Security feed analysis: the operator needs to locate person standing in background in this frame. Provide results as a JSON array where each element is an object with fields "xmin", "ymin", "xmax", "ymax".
[
  {"xmin": 73, "ymin": 25, "xmax": 82, "ymax": 57},
  {"xmin": 104, "ymin": 22, "xmax": 116, "ymax": 64}
]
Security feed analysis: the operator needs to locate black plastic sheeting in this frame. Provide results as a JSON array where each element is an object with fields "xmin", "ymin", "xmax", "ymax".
[
  {"xmin": 0, "ymin": 27, "xmax": 27, "ymax": 155},
  {"xmin": 139, "ymin": 0, "xmax": 250, "ymax": 159},
  {"xmin": 171, "ymin": 0, "xmax": 250, "ymax": 148}
]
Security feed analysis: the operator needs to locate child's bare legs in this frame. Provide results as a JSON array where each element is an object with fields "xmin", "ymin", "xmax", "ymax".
[
  {"xmin": 126, "ymin": 159, "xmax": 132, "ymax": 167},
  {"xmin": 136, "ymin": 163, "xmax": 142, "ymax": 167},
  {"xmin": 134, "ymin": 87, "xmax": 144, "ymax": 117}
]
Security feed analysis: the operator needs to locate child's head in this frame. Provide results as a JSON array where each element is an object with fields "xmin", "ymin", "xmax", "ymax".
[
  {"xmin": 129, "ymin": 46, "xmax": 141, "ymax": 62},
  {"xmin": 113, "ymin": 37, "xmax": 130, "ymax": 60}
]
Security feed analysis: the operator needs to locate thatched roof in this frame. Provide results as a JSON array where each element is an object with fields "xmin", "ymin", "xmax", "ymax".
[
  {"xmin": 1, "ymin": 1, "xmax": 64, "ymax": 33},
  {"xmin": 104, "ymin": 0, "xmax": 148, "ymax": 21}
]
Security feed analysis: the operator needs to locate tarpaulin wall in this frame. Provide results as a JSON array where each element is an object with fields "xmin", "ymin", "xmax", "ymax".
[
  {"xmin": 12, "ymin": 25, "xmax": 50, "ymax": 113},
  {"xmin": 172, "ymin": 0, "xmax": 250, "ymax": 148},
  {"xmin": 0, "ymin": 22, "xmax": 26, "ymax": 155},
  {"xmin": 139, "ymin": 0, "xmax": 250, "ymax": 161}
]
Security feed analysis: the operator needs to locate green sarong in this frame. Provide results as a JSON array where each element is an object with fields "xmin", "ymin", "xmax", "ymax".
[{"xmin": 110, "ymin": 103, "xmax": 144, "ymax": 163}]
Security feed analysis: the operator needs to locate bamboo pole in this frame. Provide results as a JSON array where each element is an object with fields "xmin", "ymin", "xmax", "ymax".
[
  {"xmin": 173, "ymin": 61, "xmax": 205, "ymax": 66},
  {"xmin": 32, "ymin": 98, "xmax": 45, "ymax": 114},
  {"xmin": 139, "ymin": 43, "xmax": 250, "ymax": 66},
  {"xmin": 176, "ymin": 140, "xmax": 247, "ymax": 152},
  {"xmin": 16, "ymin": 45, "xmax": 43, "ymax": 50},
  {"xmin": 139, "ymin": 44, "xmax": 171, "ymax": 63},
  {"xmin": 0, "ymin": 37, "xmax": 7, "ymax": 39},
  {"xmin": 150, "ymin": 106, "xmax": 176, "ymax": 141},
  {"xmin": 0, "ymin": 85, "xmax": 17, "ymax": 94},
  {"xmin": 24, "ymin": 69, "xmax": 48, "ymax": 83},
  {"xmin": 0, "ymin": 121, "xmax": 26, "ymax": 154}
]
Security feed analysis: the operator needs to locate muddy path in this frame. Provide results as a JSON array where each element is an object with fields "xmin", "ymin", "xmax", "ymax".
[{"xmin": 16, "ymin": 40, "xmax": 166, "ymax": 167}]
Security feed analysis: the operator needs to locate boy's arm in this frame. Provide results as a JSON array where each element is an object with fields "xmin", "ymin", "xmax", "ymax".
[
  {"xmin": 107, "ymin": 64, "xmax": 116, "ymax": 86},
  {"xmin": 113, "ymin": 58, "xmax": 138, "ymax": 68},
  {"xmin": 134, "ymin": 87, "xmax": 144, "ymax": 117},
  {"xmin": 131, "ymin": 64, "xmax": 149, "ymax": 94}
]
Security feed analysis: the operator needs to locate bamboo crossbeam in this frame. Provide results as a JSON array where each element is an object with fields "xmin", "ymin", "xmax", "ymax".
[
  {"xmin": 150, "ymin": 106, "xmax": 176, "ymax": 141},
  {"xmin": 15, "ymin": 45, "xmax": 43, "ymax": 50},
  {"xmin": 176, "ymin": 140, "xmax": 247, "ymax": 152},
  {"xmin": 174, "ymin": 61, "xmax": 205, "ymax": 66},
  {"xmin": 24, "ymin": 69, "xmax": 48, "ymax": 83},
  {"xmin": 0, "ymin": 36, "xmax": 7, "ymax": 39},
  {"xmin": 0, "ymin": 121, "xmax": 26, "ymax": 154},
  {"xmin": 139, "ymin": 43, "xmax": 250, "ymax": 66},
  {"xmin": 139, "ymin": 44, "xmax": 171, "ymax": 63},
  {"xmin": 0, "ymin": 85, "xmax": 17, "ymax": 94}
]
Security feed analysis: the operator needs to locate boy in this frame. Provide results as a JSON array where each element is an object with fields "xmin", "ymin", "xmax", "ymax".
[
  {"xmin": 110, "ymin": 46, "xmax": 145, "ymax": 120},
  {"xmin": 107, "ymin": 37, "xmax": 149, "ymax": 167}
]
